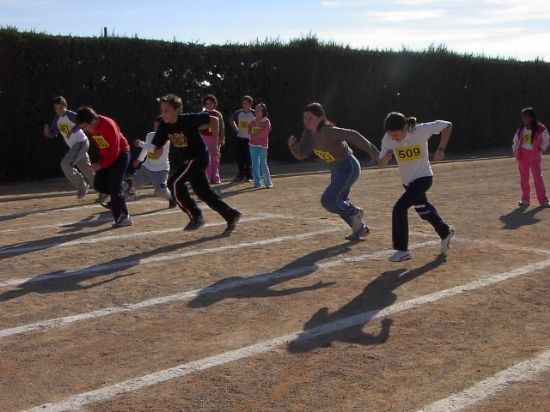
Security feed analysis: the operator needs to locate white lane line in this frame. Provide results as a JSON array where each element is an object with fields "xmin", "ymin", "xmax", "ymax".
[
  {"xmin": 411, "ymin": 232, "xmax": 550, "ymax": 256},
  {"xmin": 0, "ymin": 213, "xmax": 285, "ymax": 256},
  {"xmin": 0, "ymin": 228, "xmax": 341, "ymax": 289},
  {"xmin": 25, "ymin": 257, "xmax": 550, "ymax": 412},
  {"xmin": 0, "ymin": 199, "xmax": 167, "ymax": 219},
  {"xmin": 0, "ymin": 241, "xmax": 437, "ymax": 340},
  {"xmin": 0, "ymin": 209, "xmax": 181, "ymax": 234},
  {"xmin": 418, "ymin": 349, "xmax": 550, "ymax": 412}
]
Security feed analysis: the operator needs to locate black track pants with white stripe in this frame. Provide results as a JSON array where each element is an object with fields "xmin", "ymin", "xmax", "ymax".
[
  {"xmin": 168, "ymin": 156, "xmax": 237, "ymax": 222},
  {"xmin": 392, "ymin": 176, "xmax": 450, "ymax": 251}
]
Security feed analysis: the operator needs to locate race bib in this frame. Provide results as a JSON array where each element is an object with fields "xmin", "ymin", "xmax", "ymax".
[
  {"xmin": 239, "ymin": 120, "xmax": 249, "ymax": 128},
  {"xmin": 59, "ymin": 124, "xmax": 72, "ymax": 136},
  {"xmin": 313, "ymin": 149, "xmax": 336, "ymax": 163},
  {"xmin": 169, "ymin": 132, "xmax": 188, "ymax": 148},
  {"xmin": 147, "ymin": 151, "xmax": 159, "ymax": 160},
  {"xmin": 396, "ymin": 144, "xmax": 423, "ymax": 162},
  {"xmin": 92, "ymin": 135, "xmax": 110, "ymax": 149},
  {"xmin": 251, "ymin": 127, "xmax": 262, "ymax": 135},
  {"xmin": 523, "ymin": 133, "xmax": 532, "ymax": 144}
]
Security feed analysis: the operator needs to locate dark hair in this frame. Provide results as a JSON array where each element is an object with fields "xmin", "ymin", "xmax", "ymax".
[
  {"xmin": 304, "ymin": 102, "xmax": 334, "ymax": 130},
  {"xmin": 241, "ymin": 95, "xmax": 253, "ymax": 104},
  {"xmin": 52, "ymin": 96, "xmax": 68, "ymax": 107},
  {"xmin": 384, "ymin": 112, "xmax": 417, "ymax": 132},
  {"xmin": 159, "ymin": 93, "xmax": 183, "ymax": 110},
  {"xmin": 76, "ymin": 106, "xmax": 99, "ymax": 124},
  {"xmin": 256, "ymin": 103, "xmax": 269, "ymax": 118},
  {"xmin": 521, "ymin": 107, "xmax": 538, "ymax": 130},
  {"xmin": 202, "ymin": 94, "xmax": 218, "ymax": 107}
]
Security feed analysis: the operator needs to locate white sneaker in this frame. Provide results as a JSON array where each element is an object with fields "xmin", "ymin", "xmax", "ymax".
[
  {"xmin": 389, "ymin": 251, "xmax": 411, "ymax": 262},
  {"xmin": 543, "ymin": 200, "xmax": 550, "ymax": 208},
  {"xmin": 112, "ymin": 214, "xmax": 133, "ymax": 228},
  {"xmin": 77, "ymin": 183, "xmax": 89, "ymax": 199},
  {"xmin": 440, "ymin": 229, "xmax": 455, "ymax": 255},
  {"xmin": 350, "ymin": 208, "xmax": 364, "ymax": 232}
]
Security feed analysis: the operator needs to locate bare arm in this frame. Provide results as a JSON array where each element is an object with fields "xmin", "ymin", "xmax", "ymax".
[
  {"xmin": 433, "ymin": 123, "xmax": 453, "ymax": 162},
  {"xmin": 288, "ymin": 135, "xmax": 310, "ymax": 160}
]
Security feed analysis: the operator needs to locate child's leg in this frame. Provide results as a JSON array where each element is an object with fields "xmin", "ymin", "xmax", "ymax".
[
  {"xmin": 60, "ymin": 142, "xmax": 88, "ymax": 191},
  {"xmin": 411, "ymin": 180, "xmax": 450, "ymax": 240},
  {"xmin": 107, "ymin": 152, "xmax": 130, "ymax": 221},
  {"xmin": 151, "ymin": 169, "xmax": 172, "ymax": 201},
  {"xmin": 131, "ymin": 167, "xmax": 150, "ymax": 191},
  {"xmin": 320, "ymin": 156, "xmax": 361, "ymax": 226},
  {"xmin": 168, "ymin": 160, "xmax": 203, "ymax": 219},
  {"xmin": 518, "ymin": 153, "xmax": 531, "ymax": 202},
  {"xmin": 250, "ymin": 147, "xmax": 261, "ymax": 186},
  {"xmin": 72, "ymin": 140, "xmax": 95, "ymax": 186},
  {"xmin": 234, "ymin": 137, "xmax": 247, "ymax": 178},
  {"xmin": 93, "ymin": 168, "xmax": 109, "ymax": 195},
  {"xmin": 189, "ymin": 158, "xmax": 239, "ymax": 222},
  {"xmin": 392, "ymin": 177, "xmax": 434, "ymax": 251},
  {"xmin": 260, "ymin": 148, "xmax": 272, "ymax": 187},
  {"xmin": 530, "ymin": 156, "xmax": 549, "ymax": 204}
]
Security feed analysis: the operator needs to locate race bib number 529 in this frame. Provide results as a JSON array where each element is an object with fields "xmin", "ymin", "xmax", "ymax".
[
  {"xmin": 396, "ymin": 144, "xmax": 423, "ymax": 162},
  {"xmin": 313, "ymin": 149, "xmax": 336, "ymax": 163}
]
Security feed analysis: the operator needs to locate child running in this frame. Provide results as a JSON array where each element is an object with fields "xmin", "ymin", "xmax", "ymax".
[
  {"xmin": 76, "ymin": 106, "xmax": 132, "ymax": 227},
  {"xmin": 230, "ymin": 96, "xmax": 255, "ymax": 182},
  {"xmin": 200, "ymin": 94, "xmax": 225, "ymax": 185},
  {"xmin": 248, "ymin": 103, "xmax": 273, "ymax": 188},
  {"xmin": 379, "ymin": 112, "xmax": 454, "ymax": 262},
  {"xmin": 288, "ymin": 102, "xmax": 379, "ymax": 240},
  {"xmin": 513, "ymin": 107, "xmax": 550, "ymax": 207},
  {"xmin": 43, "ymin": 96, "xmax": 95, "ymax": 199},
  {"xmin": 152, "ymin": 94, "xmax": 241, "ymax": 233},
  {"xmin": 126, "ymin": 116, "xmax": 175, "ymax": 208}
]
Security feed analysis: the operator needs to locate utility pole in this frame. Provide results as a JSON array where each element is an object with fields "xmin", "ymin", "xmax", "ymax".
[{"xmin": 103, "ymin": 27, "xmax": 108, "ymax": 38}]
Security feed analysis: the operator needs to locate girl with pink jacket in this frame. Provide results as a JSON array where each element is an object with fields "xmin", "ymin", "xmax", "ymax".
[
  {"xmin": 248, "ymin": 103, "xmax": 273, "ymax": 188},
  {"xmin": 513, "ymin": 107, "xmax": 550, "ymax": 207}
]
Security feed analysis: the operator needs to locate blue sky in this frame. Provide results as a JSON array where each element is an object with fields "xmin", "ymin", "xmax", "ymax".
[{"xmin": 1, "ymin": 0, "xmax": 549, "ymax": 61}]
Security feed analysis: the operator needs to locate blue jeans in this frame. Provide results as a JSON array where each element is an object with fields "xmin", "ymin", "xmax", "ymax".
[
  {"xmin": 249, "ymin": 146, "xmax": 272, "ymax": 187},
  {"xmin": 321, "ymin": 155, "xmax": 361, "ymax": 226}
]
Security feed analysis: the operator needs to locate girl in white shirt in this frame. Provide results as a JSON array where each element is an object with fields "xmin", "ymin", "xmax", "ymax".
[{"xmin": 379, "ymin": 112, "xmax": 454, "ymax": 262}]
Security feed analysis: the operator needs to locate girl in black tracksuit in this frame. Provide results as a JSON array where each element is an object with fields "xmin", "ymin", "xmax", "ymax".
[{"xmin": 152, "ymin": 94, "xmax": 241, "ymax": 233}]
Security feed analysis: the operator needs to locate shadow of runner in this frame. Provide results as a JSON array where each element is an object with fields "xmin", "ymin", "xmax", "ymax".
[
  {"xmin": 499, "ymin": 205, "xmax": 545, "ymax": 230},
  {"xmin": 288, "ymin": 255, "xmax": 447, "ymax": 353},
  {"xmin": 187, "ymin": 242, "xmax": 358, "ymax": 308},
  {"xmin": 0, "ymin": 233, "xmax": 229, "ymax": 302}
]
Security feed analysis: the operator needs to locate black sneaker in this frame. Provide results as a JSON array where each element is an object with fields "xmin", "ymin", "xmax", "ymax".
[
  {"xmin": 224, "ymin": 211, "xmax": 242, "ymax": 234},
  {"xmin": 184, "ymin": 217, "xmax": 205, "ymax": 231}
]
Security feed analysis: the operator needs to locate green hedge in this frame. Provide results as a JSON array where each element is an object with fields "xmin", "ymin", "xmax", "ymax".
[{"xmin": 1, "ymin": 28, "xmax": 549, "ymax": 181}]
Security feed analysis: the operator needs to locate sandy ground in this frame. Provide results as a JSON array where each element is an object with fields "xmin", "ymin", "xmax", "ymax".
[{"xmin": 0, "ymin": 156, "xmax": 548, "ymax": 411}]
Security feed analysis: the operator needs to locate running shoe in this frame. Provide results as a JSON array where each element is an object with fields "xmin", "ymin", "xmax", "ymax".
[
  {"xmin": 184, "ymin": 217, "xmax": 205, "ymax": 231},
  {"xmin": 77, "ymin": 183, "xmax": 89, "ymax": 200},
  {"xmin": 440, "ymin": 229, "xmax": 455, "ymax": 255},
  {"xmin": 224, "ymin": 211, "xmax": 242, "ymax": 234},
  {"xmin": 389, "ymin": 251, "xmax": 412, "ymax": 262},
  {"xmin": 96, "ymin": 193, "xmax": 109, "ymax": 204},
  {"xmin": 543, "ymin": 200, "xmax": 550, "ymax": 208},
  {"xmin": 518, "ymin": 200, "xmax": 530, "ymax": 207},
  {"xmin": 112, "ymin": 214, "xmax": 133, "ymax": 228}
]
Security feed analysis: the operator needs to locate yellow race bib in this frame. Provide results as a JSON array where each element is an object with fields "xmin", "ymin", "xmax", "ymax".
[
  {"xmin": 239, "ymin": 120, "xmax": 249, "ymax": 128},
  {"xmin": 169, "ymin": 132, "xmax": 188, "ymax": 148},
  {"xmin": 92, "ymin": 135, "xmax": 110, "ymax": 149},
  {"xmin": 396, "ymin": 144, "xmax": 423, "ymax": 162},
  {"xmin": 251, "ymin": 127, "xmax": 262, "ymax": 135},
  {"xmin": 313, "ymin": 149, "xmax": 336, "ymax": 163},
  {"xmin": 59, "ymin": 124, "xmax": 72, "ymax": 136},
  {"xmin": 147, "ymin": 151, "xmax": 159, "ymax": 160},
  {"xmin": 523, "ymin": 133, "xmax": 533, "ymax": 144}
]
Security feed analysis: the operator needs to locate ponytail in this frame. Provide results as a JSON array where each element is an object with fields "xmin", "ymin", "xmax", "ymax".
[{"xmin": 384, "ymin": 112, "xmax": 417, "ymax": 132}]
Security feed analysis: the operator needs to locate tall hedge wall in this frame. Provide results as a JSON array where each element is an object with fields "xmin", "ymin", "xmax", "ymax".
[{"xmin": 1, "ymin": 28, "xmax": 550, "ymax": 181}]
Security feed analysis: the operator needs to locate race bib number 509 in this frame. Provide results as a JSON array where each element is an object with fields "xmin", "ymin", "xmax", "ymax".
[{"xmin": 396, "ymin": 144, "xmax": 423, "ymax": 162}]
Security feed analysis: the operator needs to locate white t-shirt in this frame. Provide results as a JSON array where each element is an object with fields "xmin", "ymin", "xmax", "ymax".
[
  {"xmin": 380, "ymin": 121, "xmax": 451, "ymax": 185},
  {"xmin": 232, "ymin": 109, "xmax": 256, "ymax": 139},
  {"xmin": 52, "ymin": 111, "xmax": 88, "ymax": 147},
  {"xmin": 137, "ymin": 132, "xmax": 170, "ymax": 172}
]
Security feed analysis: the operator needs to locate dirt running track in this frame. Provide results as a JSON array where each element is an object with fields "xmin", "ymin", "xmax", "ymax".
[{"xmin": 0, "ymin": 157, "xmax": 549, "ymax": 412}]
